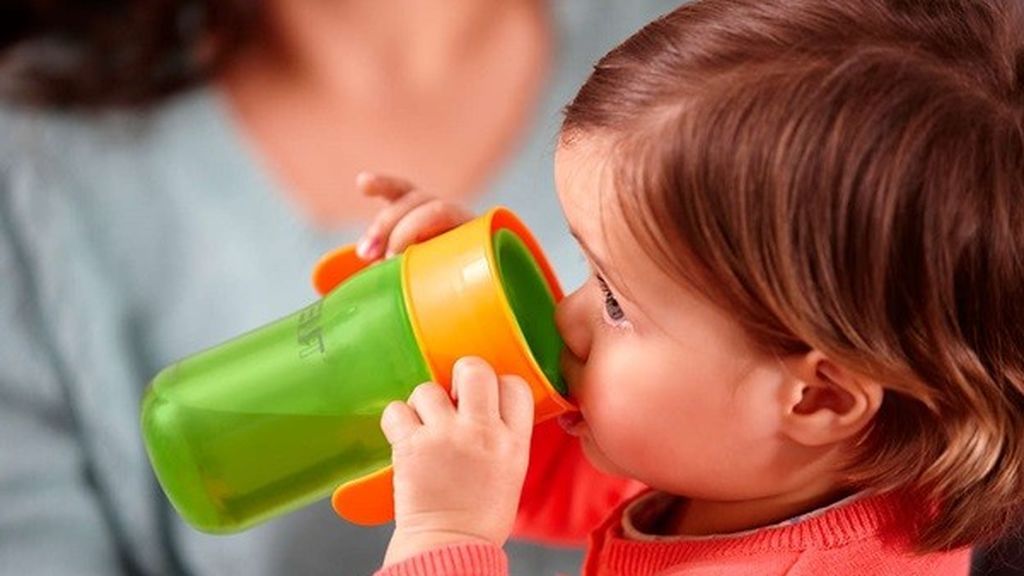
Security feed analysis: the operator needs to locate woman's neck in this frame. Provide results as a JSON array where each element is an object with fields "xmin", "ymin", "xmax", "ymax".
[{"xmin": 217, "ymin": 0, "xmax": 550, "ymax": 226}]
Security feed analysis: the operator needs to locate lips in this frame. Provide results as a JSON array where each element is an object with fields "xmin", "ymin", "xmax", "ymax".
[
  {"xmin": 557, "ymin": 411, "xmax": 588, "ymax": 436},
  {"xmin": 557, "ymin": 351, "xmax": 588, "ymax": 435}
]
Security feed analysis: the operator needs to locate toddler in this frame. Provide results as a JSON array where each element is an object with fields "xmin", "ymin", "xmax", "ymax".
[{"xmin": 354, "ymin": 1, "xmax": 1024, "ymax": 574}]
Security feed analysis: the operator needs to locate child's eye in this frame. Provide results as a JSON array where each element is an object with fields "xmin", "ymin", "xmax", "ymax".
[{"xmin": 596, "ymin": 275, "xmax": 627, "ymax": 326}]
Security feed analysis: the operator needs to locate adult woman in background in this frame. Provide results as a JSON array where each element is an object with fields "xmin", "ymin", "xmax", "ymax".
[{"xmin": 0, "ymin": 1, "xmax": 676, "ymax": 575}]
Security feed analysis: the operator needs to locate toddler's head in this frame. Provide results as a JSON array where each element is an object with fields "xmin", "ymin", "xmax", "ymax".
[{"xmin": 553, "ymin": 0, "xmax": 1024, "ymax": 551}]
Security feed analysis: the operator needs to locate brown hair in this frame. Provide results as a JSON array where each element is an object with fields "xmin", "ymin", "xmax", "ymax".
[
  {"xmin": 0, "ymin": 0, "xmax": 264, "ymax": 108},
  {"xmin": 563, "ymin": 0, "xmax": 1024, "ymax": 552}
]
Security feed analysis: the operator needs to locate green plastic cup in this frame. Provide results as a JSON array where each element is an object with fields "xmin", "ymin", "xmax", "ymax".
[{"xmin": 140, "ymin": 209, "xmax": 572, "ymax": 533}]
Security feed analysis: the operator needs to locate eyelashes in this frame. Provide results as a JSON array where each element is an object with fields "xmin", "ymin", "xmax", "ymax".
[
  {"xmin": 596, "ymin": 275, "xmax": 627, "ymax": 324},
  {"xmin": 576, "ymin": 246, "xmax": 630, "ymax": 328}
]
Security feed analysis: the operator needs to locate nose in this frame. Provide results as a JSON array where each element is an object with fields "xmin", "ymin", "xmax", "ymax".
[{"xmin": 555, "ymin": 288, "xmax": 592, "ymax": 363}]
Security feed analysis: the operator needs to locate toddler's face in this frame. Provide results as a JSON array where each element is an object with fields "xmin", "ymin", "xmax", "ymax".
[{"xmin": 553, "ymin": 138, "xmax": 796, "ymax": 500}]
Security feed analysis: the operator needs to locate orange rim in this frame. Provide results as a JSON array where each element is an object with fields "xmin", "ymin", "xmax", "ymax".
[{"xmin": 401, "ymin": 207, "xmax": 575, "ymax": 421}]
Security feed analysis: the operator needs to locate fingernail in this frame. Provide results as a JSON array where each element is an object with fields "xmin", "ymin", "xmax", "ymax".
[
  {"xmin": 380, "ymin": 403, "xmax": 396, "ymax": 425},
  {"xmin": 356, "ymin": 237, "xmax": 379, "ymax": 260},
  {"xmin": 356, "ymin": 171, "xmax": 375, "ymax": 188},
  {"xmin": 454, "ymin": 356, "xmax": 477, "ymax": 376}
]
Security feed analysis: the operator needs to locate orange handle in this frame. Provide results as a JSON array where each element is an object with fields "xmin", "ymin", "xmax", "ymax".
[
  {"xmin": 331, "ymin": 467, "xmax": 395, "ymax": 526},
  {"xmin": 311, "ymin": 245, "xmax": 372, "ymax": 296},
  {"xmin": 403, "ymin": 208, "xmax": 574, "ymax": 422}
]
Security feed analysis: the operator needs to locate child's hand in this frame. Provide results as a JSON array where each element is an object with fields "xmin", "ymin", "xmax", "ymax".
[
  {"xmin": 380, "ymin": 356, "xmax": 535, "ymax": 566},
  {"xmin": 355, "ymin": 172, "xmax": 474, "ymax": 261}
]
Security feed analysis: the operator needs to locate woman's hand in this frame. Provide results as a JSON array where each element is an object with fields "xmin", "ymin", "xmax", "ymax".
[
  {"xmin": 380, "ymin": 357, "xmax": 535, "ymax": 566},
  {"xmin": 355, "ymin": 172, "xmax": 474, "ymax": 261}
]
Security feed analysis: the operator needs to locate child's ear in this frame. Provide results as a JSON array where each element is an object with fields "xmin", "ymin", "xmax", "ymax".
[{"xmin": 778, "ymin": 351, "xmax": 884, "ymax": 447}]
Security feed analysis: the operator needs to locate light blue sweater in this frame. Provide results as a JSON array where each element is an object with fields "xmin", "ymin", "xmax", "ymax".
[{"xmin": 0, "ymin": 2, "xmax": 678, "ymax": 575}]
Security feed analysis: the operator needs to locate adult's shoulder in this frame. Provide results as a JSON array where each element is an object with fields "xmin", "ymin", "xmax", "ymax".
[
  {"xmin": 0, "ymin": 95, "xmax": 193, "ymax": 299},
  {"xmin": 0, "ymin": 90, "xmax": 218, "ymax": 176},
  {"xmin": 0, "ymin": 88, "xmax": 235, "ymax": 227},
  {"xmin": 0, "ymin": 100, "xmax": 54, "ymax": 171},
  {"xmin": 0, "ymin": 101, "xmax": 75, "ymax": 228},
  {"xmin": 0, "ymin": 98, "xmax": 136, "ymax": 198}
]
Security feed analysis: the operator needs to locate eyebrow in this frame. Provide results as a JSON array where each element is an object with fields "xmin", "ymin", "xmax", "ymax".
[
  {"xmin": 570, "ymin": 226, "xmax": 643, "ymax": 315},
  {"xmin": 569, "ymin": 228, "xmax": 617, "ymax": 286}
]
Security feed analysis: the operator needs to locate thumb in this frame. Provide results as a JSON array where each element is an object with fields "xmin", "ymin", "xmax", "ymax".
[{"xmin": 498, "ymin": 375, "xmax": 535, "ymax": 436}]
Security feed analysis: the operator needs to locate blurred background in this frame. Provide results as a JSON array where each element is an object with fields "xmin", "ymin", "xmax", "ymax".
[{"xmin": 1, "ymin": 1, "xmax": 1021, "ymax": 575}]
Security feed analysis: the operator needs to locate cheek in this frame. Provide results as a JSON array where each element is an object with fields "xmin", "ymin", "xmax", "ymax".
[
  {"xmin": 577, "ymin": 343, "xmax": 696, "ymax": 470},
  {"xmin": 577, "ymin": 339, "xmax": 769, "ymax": 494}
]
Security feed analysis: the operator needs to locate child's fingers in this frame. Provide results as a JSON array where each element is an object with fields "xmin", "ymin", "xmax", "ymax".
[
  {"xmin": 386, "ymin": 200, "xmax": 473, "ymax": 257},
  {"xmin": 451, "ymin": 357, "xmax": 500, "ymax": 421},
  {"xmin": 357, "ymin": 172, "xmax": 416, "ymax": 201},
  {"xmin": 497, "ymin": 376, "xmax": 534, "ymax": 435},
  {"xmin": 359, "ymin": 190, "xmax": 434, "ymax": 260},
  {"xmin": 406, "ymin": 382, "xmax": 456, "ymax": 426},
  {"xmin": 380, "ymin": 401, "xmax": 422, "ymax": 446}
]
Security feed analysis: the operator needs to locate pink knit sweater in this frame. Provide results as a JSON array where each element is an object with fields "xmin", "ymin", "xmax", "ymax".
[{"xmin": 375, "ymin": 421, "xmax": 971, "ymax": 576}]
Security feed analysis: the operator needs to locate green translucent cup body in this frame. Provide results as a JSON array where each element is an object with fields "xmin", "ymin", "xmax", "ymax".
[
  {"xmin": 141, "ymin": 231, "xmax": 564, "ymax": 533},
  {"xmin": 142, "ymin": 258, "xmax": 430, "ymax": 533}
]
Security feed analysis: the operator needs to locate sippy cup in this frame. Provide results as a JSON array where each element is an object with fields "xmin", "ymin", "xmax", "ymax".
[{"xmin": 140, "ymin": 207, "xmax": 575, "ymax": 533}]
